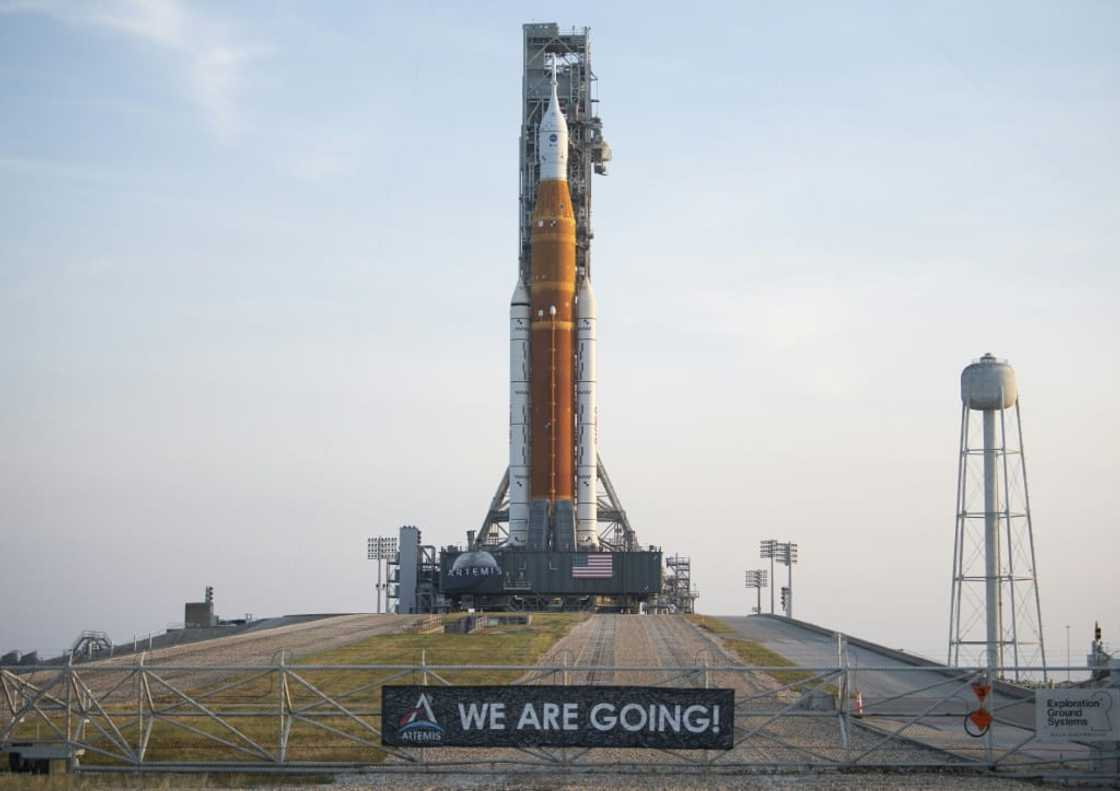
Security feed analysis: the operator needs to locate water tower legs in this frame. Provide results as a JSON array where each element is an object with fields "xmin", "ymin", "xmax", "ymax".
[{"xmin": 948, "ymin": 354, "xmax": 1048, "ymax": 681}]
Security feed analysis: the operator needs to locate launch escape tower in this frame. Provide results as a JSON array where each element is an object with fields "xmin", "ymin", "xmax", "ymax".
[
  {"xmin": 947, "ymin": 354, "xmax": 1047, "ymax": 681},
  {"xmin": 517, "ymin": 24, "xmax": 611, "ymax": 285},
  {"xmin": 475, "ymin": 23, "xmax": 633, "ymax": 553}
]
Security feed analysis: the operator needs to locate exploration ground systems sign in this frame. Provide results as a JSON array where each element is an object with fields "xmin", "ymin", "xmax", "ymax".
[
  {"xmin": 381, "ymin": 685, "xmax": 734, "ymax": 750},
  {"xmin": 1035, "ymin": 689, "xmax": 1120, "ymax": 741}
]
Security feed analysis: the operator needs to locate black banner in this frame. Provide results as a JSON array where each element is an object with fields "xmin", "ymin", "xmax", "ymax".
[{"xmin": 381, "ymin": 685, "xmax": 734, "ymax": 749}]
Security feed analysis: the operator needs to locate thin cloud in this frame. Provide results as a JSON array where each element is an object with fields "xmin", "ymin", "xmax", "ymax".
[
  {"xmin": 287, "ymin": 126, "xmax": 373, "ymax": 184},
  {"xmin": 0, "ymin": 0, "xmax": 271, "ymax": 142}
]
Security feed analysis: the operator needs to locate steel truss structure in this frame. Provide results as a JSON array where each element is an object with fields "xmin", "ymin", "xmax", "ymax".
[
  {"xmin": 478, "ymin": 24, "xmax": 634, "ymax": 555},
  {"xmin": 2, "ymin": 656, "xmax": 1113, "ymax": 780},
  {"xmin": 664, "ymin": 554, "xmax": 699, "ymax": 614},
  {"xmin": 477, "ymin": 453, "xmax": 637, "ymax": 551},
  {"xmin": 948, "ymin": 383, "xmax": 1047, "ymax": 679},
  {"xmin": 518, "ymin": 23, "xmax": 609, "ymax": 285}
]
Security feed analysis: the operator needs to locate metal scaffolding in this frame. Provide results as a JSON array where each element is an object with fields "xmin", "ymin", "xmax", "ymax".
[
  {"xmin": 518, "ymin": 23, "xmax": 610, "ymax": 285},
  {"xmin": 478, "ymin": 23, "xmax": 629, "ymax": 553},
  {"xmin": 665, "ymin": 554, "xmax": 699, "ymax": 614}
]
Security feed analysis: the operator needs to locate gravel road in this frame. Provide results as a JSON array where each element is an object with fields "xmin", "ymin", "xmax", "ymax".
[
  {"xmin": 515, "ymin": 615, "xmax": 970, "ymax": 771},
  {"xmin": 321, "ymin": 772, "xmax": 1043, "ymax": 790},
  {"xmin": 358, "ymin": 614, "xmax": 1044, "ymax": 787}
]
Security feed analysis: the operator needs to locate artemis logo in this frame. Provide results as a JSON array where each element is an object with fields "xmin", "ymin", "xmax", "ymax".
[{"xmin": 398, "ymin": 693, "xmax": 444, "ymax": 743}]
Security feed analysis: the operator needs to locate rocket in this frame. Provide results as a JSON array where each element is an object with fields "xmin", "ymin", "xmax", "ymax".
[
  {"xmin": 508, "ymin": 62, "xmax": 599, "ymax": 551},
  {"xmin": 575, "ymin": 276, "xmax": 598, "ymax": 549},
  {"xmin": 508, "ymin": 278, "xmax": 531, "ymax": 546}
]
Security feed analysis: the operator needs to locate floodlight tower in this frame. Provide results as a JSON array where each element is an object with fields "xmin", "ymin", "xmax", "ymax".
[
  {"xmin": 761, "ymin": 540, "xmax": 798, "ymax": 617},
  {"xmin": 367, "ymin": 535, "xmax": 398, "ymax": 614},
  {"xmin": 947, "ymin": 354, "xmax": 1047, "ymax": 681},
  {"xmin": 759, "ymin": 540, "xmax": 777, "ymax": 614},
  {"xmin": 744, "ymin": 569, "xmax": 768, "ymax": 615},
  {"xmin": 780, "ymin": 543, "xmax": 798, "ymax": 617}
]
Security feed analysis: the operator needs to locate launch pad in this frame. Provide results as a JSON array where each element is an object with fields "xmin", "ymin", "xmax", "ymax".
[
  {"xmin": 448, "ymin": 24, "xmax": 661, "ymax": 613},
  {"xmin": 367, "ymin": 24, "xmax": 680, "ymax": 615},
  {"xmin": 364, "ymin": 24, "xmax": 673, "ymax": 615},
  {"xmin": 440, "ymin": 548, "xmax": 662, "ymax": 612}
]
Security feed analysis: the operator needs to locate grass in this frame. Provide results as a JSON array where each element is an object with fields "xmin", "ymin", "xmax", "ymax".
[
  {"xmin": 688, "ymin": 614, "xmax": 838, "ymax": 696},
  {"xmin": 686, "ymin": 614, "xmax": 735, "ymax": 637},
  {"xmin": 3, "ymin": 613, "xmax": 587, "ymax": 773},
  {"xmin": 301, "ymin": 612, "xmax": 579, "ymax": 676}
]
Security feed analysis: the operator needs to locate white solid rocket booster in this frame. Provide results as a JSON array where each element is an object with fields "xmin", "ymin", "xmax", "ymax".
[
  {"xmin": 575, "ymin": 276, "xmax": 599, "ymax": 548},
  {"xmin": 508, "ymin": 279, "xmax": 531, "ymax": 546}
]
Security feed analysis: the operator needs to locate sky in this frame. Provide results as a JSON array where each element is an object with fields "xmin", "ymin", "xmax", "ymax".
[{"xmin": 1, "ymin": 1, "xmax": 1117, "ymax": 666}]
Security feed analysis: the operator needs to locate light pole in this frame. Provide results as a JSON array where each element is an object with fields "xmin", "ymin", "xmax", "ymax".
[
  {"xmin": 760, "ymin": 540, "xmax": 777, "ymax": 614},
  {"xmin": 762, "ymin": 540, "xmax": 798, "ymax": 617},
  {"xmin": 782, "ymin": 542, "xmax": 798, "ymax": 618},
  {"xmin": 367, "ymin": 536, "xmax": 398, "ymax": 613},
  {"xmin": 744, "ymin": 569, "xmax": 768, "ymax": 615}
]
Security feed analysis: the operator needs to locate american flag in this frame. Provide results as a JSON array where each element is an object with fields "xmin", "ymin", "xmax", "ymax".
[{"xmin": 571, "ymin": 553, "xmax": 614, "ymax": 579}]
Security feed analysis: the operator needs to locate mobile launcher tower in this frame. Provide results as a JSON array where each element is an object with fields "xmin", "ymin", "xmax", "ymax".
[{"xmin": 440, "ymin": 24, "xmax": 662, "ymax": 612}]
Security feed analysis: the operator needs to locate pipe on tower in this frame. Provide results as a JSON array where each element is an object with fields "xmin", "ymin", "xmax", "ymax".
[
  {"xmin": 575, "ymin": 276, "xmax": 599, "ymax": 548},
  {"xmin": 982, "ymin": 407, "xmax": 1001, "ymax": 672}
]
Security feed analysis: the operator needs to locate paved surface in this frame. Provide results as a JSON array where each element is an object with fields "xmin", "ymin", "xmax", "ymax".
[
  {"xmin": 533, "ymin": 613, "xmax": 732, "ymax": 686},
  {"xmin": 718, "ymin": 615, "xmax": 1090, "ymax": 768},
  {"xmin": 18, "ymin": 613, "xmax": 424, "ymax": 696}
]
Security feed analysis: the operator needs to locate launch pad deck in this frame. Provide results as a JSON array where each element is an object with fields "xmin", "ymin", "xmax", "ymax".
[{"xmin": 440, "ymin": 549, "xmax": 662, "ymax": 611}]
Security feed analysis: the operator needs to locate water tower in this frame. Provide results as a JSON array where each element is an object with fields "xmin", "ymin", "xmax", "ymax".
[{"xmin": 947, "ymin": 354, "xmax": 1047, "ymax": 681}]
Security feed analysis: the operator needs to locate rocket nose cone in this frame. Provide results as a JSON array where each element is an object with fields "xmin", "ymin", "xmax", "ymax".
[
  {"xmin": 510, "ymin": 279, "xmax": 529, "ymax": 305},
  {"xmin": 538, "ymin": 59, "xmax": 569, "ymax": 181},
  {"xmin": 541, "ymin": 79, "xmax": 566, "ymax": 135}
]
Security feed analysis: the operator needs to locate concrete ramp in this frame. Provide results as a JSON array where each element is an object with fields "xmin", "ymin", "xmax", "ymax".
[{"xmin": 718, "ymin": 614, "xmax": 1088, "ymax": 767}]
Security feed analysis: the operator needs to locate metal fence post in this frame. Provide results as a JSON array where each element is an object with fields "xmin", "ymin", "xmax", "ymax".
[
  {"xmin": 838, "ymin": 633, "xmax": 849, "ymax": 754},
  {"xmin": 278, "ymin": 650, "xmax": 287, "ymax": 764},
  {"xmin": 1093, "ymin": 657, "xmax": 1120, "ymax": 775},
  {"xmin": 64, "ymin": 654, "xmax": 72, "ymax": 754},
  {"xmin": 420, "ymin": 650, "xmax": 428, "ymax": 769},
  {"xmin": 702, "ymin": 652, "xmax": 711, "ymax": 774},
  {"xmin": 983, "ymin": 666, "xmax": 994, "ymax": 767},
  {"xmin": 135, "ymin": 653, "xmax": 143, "ymax": 766},
  {"xmin": 1111, "ymin": 658, "xmax": 1120, "ymax": 776},
  {"xmin": 137, "ymin": 652, "xmax": 149, "ymax": 764}
]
